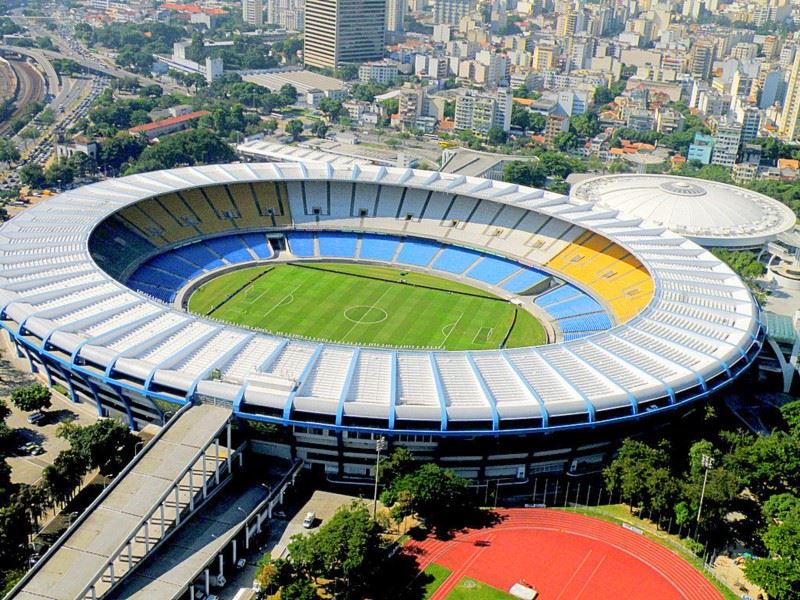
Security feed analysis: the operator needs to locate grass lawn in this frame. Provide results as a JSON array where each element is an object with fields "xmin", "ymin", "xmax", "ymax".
[
  {"xmin": 422, "ymin": 564, "xmax": 452, "ymax": 599},
  {"xmin": 445, "ymin": 577, "xmax": 513, "ymax": 599},
  {"xmin": 187, "ymin": 262, "xmax": 547, "ymax": 350}
]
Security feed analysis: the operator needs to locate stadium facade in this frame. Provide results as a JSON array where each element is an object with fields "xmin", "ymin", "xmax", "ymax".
[{"xmin": 0, "ymin": 163, "xmax": 764, "ymax": 480}]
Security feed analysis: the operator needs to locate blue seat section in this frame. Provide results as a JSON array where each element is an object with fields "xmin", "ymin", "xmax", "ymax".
[
  {"xmin": 88, "ymin": 216, "xmax": 157, "ymax": 280},
  {"xmin": 172, "ymin": 244, "xmax": 225, "ymax": 270},
  {"xmin": 204, "ymin": 236, "xmax": 253, "ymax": 264},
  {"xmin": 359, "ymin": 234, "xmax": 400, "ymax": 261},
  {"xmin": 543, "ymin": 295, "xmax": 604, "ymax": 319},
  {"xmin": 287, "ymin": 232, "xmax": 315, "ymax": 257},
  {"xmin": 317, "ymin": 231, "xmax": 358, "ymax": 258},
  {"xmin": 535, "ymin": 284, "xmax": 582, "ymax": 306},
  {"xmin": 501, "ymin": 268, "xmax": 548, "ymax": 293},
  {"xmin": 396, "ymin": 239, "xmax": 441, "ymax": 266},
  {"xmin": 558, "ymin": 313, "xmax": 613, "ymax": 333},
  {"xmin": 129, "ymin": 282, "xmax": 175, "ymax": 303},
  {"xmin": 239, "ymin": 233, "xmax": 272, "ymax": 259},
  {"xmin": 431, "ymin": 246, "xmax": 482, "ymax": 274},
  {"xmin": 133, "ymin": 266, "xmax": 185, "ymax": 289},
  {"xmin": 466, "ymin": 256, "xmax": 521, "ymax": 285},
  {"xmin": 149, "ymin": 253, "xmax": 204, "ymax": 279}
]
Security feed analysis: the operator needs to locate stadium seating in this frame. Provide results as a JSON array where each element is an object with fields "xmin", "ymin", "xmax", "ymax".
[
  {"xmin": 359, "ymin": 234, "xmax": 400, "ymax": 261},
  {"xmin": 431, "ymin": 247, "xmax": 482, "ymax": 274},
  {"xmin": 396, "ymin": 239, "xmax": 441, "ymax": 266},
  {"xmin": 172, "ymin": 244, "xmax": 225, "ymax": 271},
  {"xmin": 239, "ymin": 233, "xmax": 273, "ymax": 259},
  {"xmin": 501, "ymin": 268, "xmax": 548, "ymax": 293},
  {"xmin": 204, "ymin": 236, "xmax": 253, "ymax": 263},
  {"xmin": 148, "ymin": 253, "xmax": 204, "ymax": 280},
  {"xmin": 317, "ymin": 232, "xmax": 358, "ymax": 258},
  {"xmin": 465, "ymin": 256, "xmax": 520, "ymax": 285},
  {"xmin": 557, "ymin": 313, "xmax": 613, "ymax": 333},
  {"xmin": 287, "ymin": 232, "xmax": 316, "ymax": 257}
]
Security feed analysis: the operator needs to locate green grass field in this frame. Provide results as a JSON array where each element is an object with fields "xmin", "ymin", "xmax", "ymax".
[
  {"xmin": 445, "ymin": 577, "xmax": 513, "ymax": 599},
  {"xmin": 187, "ymin": 262, "xmax": 547, "ymax": 350},
  {"xmin": 423, "ymin": 564, "xmax": 452, "ymax": 599}
]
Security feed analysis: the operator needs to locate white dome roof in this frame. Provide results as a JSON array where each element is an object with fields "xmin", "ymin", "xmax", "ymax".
[{"xmin": 571, "ymin": 174, "xmax": 797, "ymax": 248}]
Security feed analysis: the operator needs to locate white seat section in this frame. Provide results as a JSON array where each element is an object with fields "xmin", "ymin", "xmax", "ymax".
[
  {"xmin": 395, "ymin": 354, "xmax": 440, "ymax": 415},
  {"xmin": 106, "ymin": 313, "xmax": 188, "ymax": 353},
  {"xmin": 303, "ymin": 181, "xmax": 328, "ymax": 215},
  {"xmin": 597, "ymin": 335, "xmax": 682, "ymax": 382},
  {"xmin": 617, "ymin": 328, "xmax": 705, "ymax": 370},
  {"xmin": 221, "ymin": 337, "xmax": 285, "ymax": 384},
  {"xmin": 285, "ymin": 180, "xmax": 309, "ymax": 224},
  {"xmin": 537, "ymin": 346, "xmax": 624, "ymax": 402},
  {"xmin": 419, "ymin": 191, "xmax": 451, "ymax": 222},
  {"xmin": 486, "ymin": 210, "xmax": 550, "ymax": 259},
  {"xmin": 53, "ymin": 294, "xmax": 138, "ymax": 327},
  {"xmin": 345, "ymin": 350, "xmax": 393, "ymax": 406},
  {"xmin": 353, "ymin": 183, "xmax": 379, "ymax": 216},
  {"xmin": 505, "ymin": 352, "xmax": 588, "ymax": 417},
  {"xmin": 6, "ymin": 272, "xmax": 105, "ymax": 295},
  {"xmin": 262, "ymin": 341, "xmax": 318, "ymax": 381},
  {"xmin": 568, "ymin": 342, "xmax": 660, "ymax": 394},
  {"xmin": 433, "ymin": 354, "xmax": 492, "ymax": 423},
  {"xmin": 1, "ymin": 263, "xmax": 93, "ymax": 285},
  {"xmin": 79, "ymin": 303, "xmax": 161, "ymax": 339},
  {"xmin": 27, "ymin": 283, "xmax": 121, "ymax": 312},
  {"xmin": 471, "ymin": 353, "xmax": 542, "ymax": 419},
  {"xmin": 138, "ymin": 321, "xmax": 218, "ymax": 363},
  {"xmin": 397, "ymin": 187, "xmax": 429, "ymax": 220},
  {"xmin": 443, "ymin": 195, "xmax": 480, "ymax": 225},
  {"xmin": 173, "ymin": 330, "xmax": 249, "ymax": 374},
  {"xmin": 446, "ymin": 199, "xmax": 504, "ymax": 244},
  {"xmin": 296, "ymin": 347, "xmax": 354, "ymax": 400}
]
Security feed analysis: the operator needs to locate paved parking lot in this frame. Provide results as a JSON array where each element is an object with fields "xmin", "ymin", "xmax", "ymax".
[{"xmin": 1, "ymin": 356, "xmax": 99, "ymax": 485}]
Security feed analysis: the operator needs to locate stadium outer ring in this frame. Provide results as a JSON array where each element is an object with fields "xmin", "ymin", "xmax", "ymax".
[{"xmin": 0, "ymin": 163, "xmax": 765, "ymax": 438}]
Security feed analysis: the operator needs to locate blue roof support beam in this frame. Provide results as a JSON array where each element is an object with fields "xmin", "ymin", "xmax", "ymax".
[
  {"xmin": 388, "ymin": 352, "xmax": 398, "ymax": 430},
  {"xmin": 562, "ymin": 346, "xmax": 638, "ymax": 416},
  {"xmin": 428, "ymin": 354, "xmax": 448, "ymax": 432}
]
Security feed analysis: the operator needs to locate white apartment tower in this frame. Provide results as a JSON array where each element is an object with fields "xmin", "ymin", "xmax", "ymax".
[
  {"xmin": 386, "ymin": 0, "xmax": 406, "ymax": 32},
  {"xmin": 304, "ymin": 0, "xmax": 386, "ymax": 69},
  {"xmin": 242, "ymin": 0, "xmax": 264, "ymax": 25}
]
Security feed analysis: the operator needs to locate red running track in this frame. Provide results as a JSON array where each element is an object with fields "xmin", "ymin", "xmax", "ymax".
[{"xmin": 407, "ymin": 509, "xmax": 722, "ymax": 600}]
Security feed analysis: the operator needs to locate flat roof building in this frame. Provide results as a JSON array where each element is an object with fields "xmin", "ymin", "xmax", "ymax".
[{"xmin": 303, "ymin": 0, "xmax": 385, "ymax": 69}]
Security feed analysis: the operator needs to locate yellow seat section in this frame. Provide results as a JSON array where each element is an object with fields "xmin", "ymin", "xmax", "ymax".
[
  {"xmin": 178, "ymin": 188, "xmax": 232, "ymax": 236},
  {"xmin": 116, "ymin": 205, "xmax": 168, "ymax": 247},
  {"xmin": 204, "ymin": 185, "xmax": 240, "ymax": 219},
  {"xmin": 547, "ymin": 232, "xmax": 654, "ymax": 323},
  {"xmin": 226, "ymin": 183, "xmax": 262, "ymax": 222},
  {"xmin": 251, "ymin": 181, "xmax": 292, "ymax": 226},
  {"xmin": 159, "ymin": 192, "xmax": 203, "ymax": 230},
  {"xmin": 135, "ymin": 197, "xmax": 197, "ymax": 243}
]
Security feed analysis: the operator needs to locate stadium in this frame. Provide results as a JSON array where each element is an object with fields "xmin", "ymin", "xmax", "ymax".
[{"xmin": 0, "ymin": 162, "xmax": 765, "ymax": 479}]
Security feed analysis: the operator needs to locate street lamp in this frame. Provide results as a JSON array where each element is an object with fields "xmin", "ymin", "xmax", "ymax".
[
  {"xmin": 372, "ymin": 436, "xmax": 387, "ymax": 519},
  {"xmin": 696, "ymin": 454, "xmax": 715, "ymax": 534}
]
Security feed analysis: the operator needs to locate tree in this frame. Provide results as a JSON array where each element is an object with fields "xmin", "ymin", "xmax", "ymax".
[
  {"xmin": 781, "ymin": 400, "xmax": 800, "ymax": 436},
  {"xmin": 42, "ymin": 449, "xmax": 88, "ymax": 505},
  {"xmin": 285, "ymin": 119, "xmax": 304, "ymax": 141},
  {"xmin": 0, "ymin": 139, "xmax": 20, "ymax": 164},
  {"xmin": 10, "ymin": 384, "xmax": 52, "ymax": 413},
  {"xmin": 311, "ymin": 120, "xmax": 328, "ymax": 138},
  {"xmin": 570, "ymin": 112, "xmax": 600, "ymax": 139},
  {"xmin": 385, "ymin": 463, "xmax": 476, "ymax": 533},
  {"xmin": 604, "ymin": 439, "xmax": 675, "ymax": 510},
  {"xmin": 0, "ymin": 400, "xmax": 10, "ymax": 423},
  {"xmin": 125, "ymin": 129, "xmax": 236, "ymax": 174},
  {"xmin": 502, "ymin": 160, "xmax": 547, "ymax": 188},
  {"xmin": 263, "ymin": 118, "xmax": 278, "ymax": 134},
  {"xmin": 19, "ymin": 164, "xmax": 45, "ymax": 188},
  {"xmin": 318, "ymin": 97, "xmax": 343, "ymax": 122},
  {"xmin": 552, "ymin": 130, "xmax": 578, "ymax": 152},
  {"xmin": 528, "ymin": 112, "xmax": 547, "ymax": 134},
  {"xmin": 548, "ymin": 178, "xmax": 570, "ymax": 195},
  {"xmin": 99, "ymin": 135, "xmax": 148, "ymax": 171},
  {"xmin": 57, "ymin": 419, "xmax": 138, "ymax": 477},
  {"xmin": 378, "ymin": 447, "xmax": 416, "ymax": 487},
  {"xmin": 744, "ymin": 557, "xmax": 800, "ymax": 600},
  {"xmin": 487, "ymin": 126, "xmax": 507, "ymax": 145},
  {"xmin": 287, "ymin": 501, "xmax": 387, "ymax": 599}
]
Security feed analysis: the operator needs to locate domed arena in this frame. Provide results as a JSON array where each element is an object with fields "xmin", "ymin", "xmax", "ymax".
[{"xmin": 0, "ymin": 162, "xmax": 764, "ymax": 478}]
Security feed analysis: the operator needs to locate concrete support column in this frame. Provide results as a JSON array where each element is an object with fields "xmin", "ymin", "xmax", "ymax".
[
  {"xmin": 215, "ymin": 440, "xmax": 220, "ymax": 484},
  {"xmin": 109, "ymin": 562, "xmax": 115, "ymax": 584},
  {"xmin": 189, "ymin": 470, "xmax": 194, "ymax": 511},
  {"xmin": 175, "ymin": 486, "xmax": 181, "ymax": 525},
  {"xmin": 205, "ymin": 569, "xmax": 210, "ymax": 596},
  {"xmin": 226, "ymin": 422, "xmax": 232, "ymax": 472},
  {"xmin": 160, "ymin": 504, "xmax": 166, "ymax": 537},
  {"xmin": 202, "ymin": 453, "xmax": 208, "ymax": 497},
  {"xmin": 233, "ymin": 540, "xmax": 237, "ymax": 564},
  {"xmin": 218, "ymin": 553, "xmax": 224, "ymax": 576},
  {"xmin": 127, "ymin": 541, "xmax": 132, "ymax": 566},
  {"xmin": 144, "ymin": 522, "xmax": 150, "ymax": 553}
]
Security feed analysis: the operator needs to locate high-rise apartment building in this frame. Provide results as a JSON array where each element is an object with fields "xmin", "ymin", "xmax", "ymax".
[
  {"xmin": 386, "ymin": 0, "xmax": 406, "ymax": 32},
  {"xmin": 433, "ymin": 0, "xmax": 472, "ymax": 25},
  {"xmin": 710, "ymin": 120, "xmax": 742, "ymax": 167},
  {"xmin": 304, "ymin": 0, "xmax": 386, "ymax": 69},
  {"xmin": 267, "ymin": 0, "xmax": 304, "ymax": 30},
  {"xmin": 242, "ymin": 0, "xmax": 264, "ymax": 25},
  {"xmin": 689, "ymin": 41, "xmax": 714, "ymax": 81},
  {"xmin": 453, "ymin": 88, "xmax": 511, "ymax": 135},
  {"xmin": 779, "ymin": 51, "xmax": 800, "ymax": 142}
]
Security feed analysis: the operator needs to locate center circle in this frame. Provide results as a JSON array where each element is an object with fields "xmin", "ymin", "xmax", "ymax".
[{"xmin": 343, "ymin": 305, "xmax": 388, "ymax": 324}]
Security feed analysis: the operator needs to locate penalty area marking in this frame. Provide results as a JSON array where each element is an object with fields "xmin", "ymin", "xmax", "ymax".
[
  {"xmin": 343, "ymin": 305, "xmax": 389, "ymax": 325},
  {"xmin": 472, "ymin": 326, "xmax": 494, "ymax": 345},
  {"xmin": 439, "ymin": 312, "xmax": 464, "ymax": 349}
]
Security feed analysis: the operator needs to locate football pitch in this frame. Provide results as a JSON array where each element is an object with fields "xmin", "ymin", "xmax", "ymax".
[{"xmin": 187, "ymin": 263, "xmax": 547, "ymax": 350}]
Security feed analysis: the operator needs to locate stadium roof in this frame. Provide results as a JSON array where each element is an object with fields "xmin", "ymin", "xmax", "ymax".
[
  {"xmin": 570, "ymin": 174, "xmax": 796, "ymax": 248},
  {"xmin": 0, "ymin": 164, "xmax": 763, "ymax": 435}
]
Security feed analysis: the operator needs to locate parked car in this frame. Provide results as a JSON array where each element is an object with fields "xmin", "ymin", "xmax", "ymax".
[
  {"xmin": 302, "ymin": 512, "xmax": 316, "ymax": 529},
  {"xmin": 26, "ymin": 411, "xmax": 45, "ymax": 425}
]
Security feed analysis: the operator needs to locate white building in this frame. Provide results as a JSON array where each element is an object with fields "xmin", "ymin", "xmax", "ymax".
[
  {"xmin": 242, "ymin": 0, "xmax": 263, "ymax": 25},
  {"xmin": 453, "ymin": 87, "xmax": 512, "ymax": 135},
  {"xmin": 359, "ymin": 61, "xmax": 400, "ymax": 85}
]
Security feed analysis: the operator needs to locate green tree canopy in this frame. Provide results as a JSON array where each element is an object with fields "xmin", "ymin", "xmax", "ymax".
[{"xmin": 10, "ymin": 384, "xmax": 52, "ymax": 413}]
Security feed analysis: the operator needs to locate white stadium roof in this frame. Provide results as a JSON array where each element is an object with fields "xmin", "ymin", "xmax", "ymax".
[
  {"xmin": 0, "ymin": 164, "xmax": 764, "ymax": 435},
  {"xmin": 570, "ymin": 174, "xmax": 797, "ymax": 248}
]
